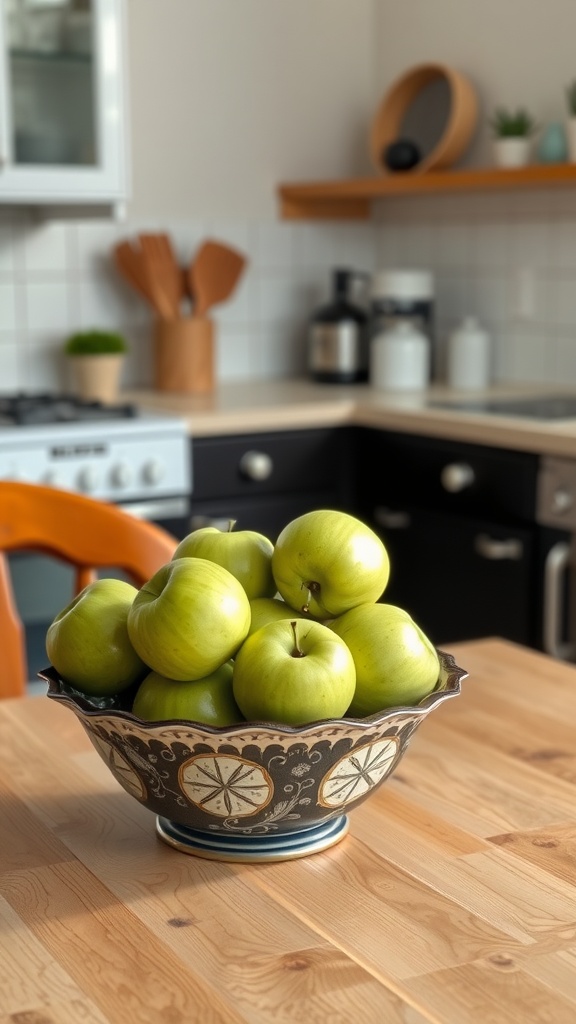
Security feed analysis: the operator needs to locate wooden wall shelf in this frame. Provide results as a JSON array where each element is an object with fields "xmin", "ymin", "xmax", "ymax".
[{"xmin": 278, "ymin": 163, "xmax": 576, "ymax": 220}]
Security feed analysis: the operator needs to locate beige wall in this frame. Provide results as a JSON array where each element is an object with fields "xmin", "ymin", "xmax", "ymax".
[
  {"xmin": 126, "ymin": 0, "xmax": 576, "ymax": 219},
  {"xmin": 374, "ymin": 0, "xmax": 576, "ymax": 167},
  {"xmin": 125, "ymin": 0, "xmax": 374, "ymax": 219}
]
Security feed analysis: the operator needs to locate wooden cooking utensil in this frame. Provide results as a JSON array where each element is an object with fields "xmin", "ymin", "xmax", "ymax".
[
  {"xmin": 113, "ymin": 240, "xmax": 153, "ymax": 306},
  {"xmin": 188, "ymin": 239, "xmax": 247, "ymax": 316},
  {"xmin": 138, "ymin": 234, "xmax": 182, "ymax": 320}
]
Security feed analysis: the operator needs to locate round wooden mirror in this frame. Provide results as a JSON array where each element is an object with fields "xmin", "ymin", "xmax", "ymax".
[{"xmin": 370, "ymin": 63, "xmax": 478, "ymax": 174}]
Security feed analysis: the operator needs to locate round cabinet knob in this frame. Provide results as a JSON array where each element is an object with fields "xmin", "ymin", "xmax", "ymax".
[
  {"xmin": 110, "ymin": 462, "xmax": 132, "ymax": 489},
  {"xmin": 440, "ymin": 462, "xmax": 475, "ymax": 493},
  {"xmin": 142, "ymin": 459, "xmax": 165, "ymax": 485},
  {"xmin": 77, "ymin": 466, "xmax": 99, "ymax": 492},
  {"xmin": 238, "ymin": 450, "xmax": 273, "ymax": 482},
  {"xmin": 552, "ymin": 487, "xmax": 574, "ymax": 514}
]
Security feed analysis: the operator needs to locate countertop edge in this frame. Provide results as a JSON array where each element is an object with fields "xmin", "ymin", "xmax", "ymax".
[{"xmin": 123, "ymin": 381, "xmax": 576, "ymax": 456}]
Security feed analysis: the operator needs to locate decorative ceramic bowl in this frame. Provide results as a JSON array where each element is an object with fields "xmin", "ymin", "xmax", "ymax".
[{"xmin": 42, "ymin": 650, "xmax": 466, "ymax": 863}]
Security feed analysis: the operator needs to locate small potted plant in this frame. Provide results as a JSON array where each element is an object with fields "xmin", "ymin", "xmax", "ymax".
[
  {"xmin": 566, "ymin": 81, "xmax": 576, "ymax": 162},
  {"xmin": 64, "ymin": 329, "xmax": 128, "ymax": 404},
  {"xmin": 489, "ymin": 107, "xmax": 537, "ymax": 168}
]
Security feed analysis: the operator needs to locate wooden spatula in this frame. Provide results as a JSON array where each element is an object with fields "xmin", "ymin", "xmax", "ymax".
[
  {"xmin": 113, "ymin": 240, "xmax": 153, "ymax": 305},
  {"xmin": 138, "ymin": 234, "xmax": 183, "ymax": 320},
  {"xmin": 188, "ymin": 240, "xmax": 247, "ymax": 316}
]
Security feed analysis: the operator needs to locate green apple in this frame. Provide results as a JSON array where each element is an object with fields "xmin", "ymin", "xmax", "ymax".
[
  {"xmin": 329, "ymin": 602, "xmax": 440, "ymax": 714},
  {"xmin": 131, "ymin": 661, "xmax": 243, "ymax": 726},
  {"xmin": 271, "ymin": 509, "xmax": 390, "ymax": 619},
  {"xmin": 232, "ymin": 618, "xmax": 356, "ymax": 726},
  {"xmin": 173, "ymin": 521, "xmax": 275, "ymax": 600},
  {"xmin": 46, "ymin": 578, "xmax": 146, "ymax": 697},
  {"xmin": 127, "ymin": 557, "xmax": 251, "ymax": 681},
  {"xmin": 247, "ymin": 596, "xmax": 306, "ymax": 638}
]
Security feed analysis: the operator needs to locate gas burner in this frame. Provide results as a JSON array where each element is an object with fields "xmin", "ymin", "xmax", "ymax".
[{"xmin": 0, "ymin": 392, "xmax": 138, "ymax": 426}]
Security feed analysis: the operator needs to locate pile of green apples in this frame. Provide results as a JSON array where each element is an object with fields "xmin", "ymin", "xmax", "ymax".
[{"xmin": 46, "ymin": 509, "xmax": 440, "ymax": 727}]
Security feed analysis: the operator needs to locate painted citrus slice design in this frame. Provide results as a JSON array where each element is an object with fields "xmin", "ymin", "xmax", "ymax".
[
  {"xmin": 318, "ymin": 737, "xmax": 399, "ymax": 808},
  {"xmin": 179, "ymin": 754, "xmax": 273, "ymax": 817},
  {"xmin": 91, "ymin": 735, "xmax": 146, "ymax": 800}
]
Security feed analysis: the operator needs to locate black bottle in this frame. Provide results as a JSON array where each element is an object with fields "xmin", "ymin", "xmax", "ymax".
[{"xmin": 308, "ymin": 269, "xmax": 368, "ymax": 383}]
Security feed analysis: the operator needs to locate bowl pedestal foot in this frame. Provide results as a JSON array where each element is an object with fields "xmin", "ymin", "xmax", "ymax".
[{"xmin": 155, "ymin": 814, "xmax": 349, "ymax": 862}]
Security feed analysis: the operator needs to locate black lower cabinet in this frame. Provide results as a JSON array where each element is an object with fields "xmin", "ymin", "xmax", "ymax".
[
  {"xmin": 189, "ymin": 423, "xmax": 556, "ymax": 652},
  {"xmin": 190, "ymin": 427, "xmax": 356, "ymax": 542},
  {"xmin": 353, "ymin": 426, "xmax": 545, "ymax": 651},
  {"xmin": 373, "ymin": 506, "xmax": 536, "ymax": 649}
]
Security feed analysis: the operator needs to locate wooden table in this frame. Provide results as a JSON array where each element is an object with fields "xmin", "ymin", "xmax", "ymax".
[{"xmin": 2, "ymin": 637, "xmax": 576, "ymax": 1023}]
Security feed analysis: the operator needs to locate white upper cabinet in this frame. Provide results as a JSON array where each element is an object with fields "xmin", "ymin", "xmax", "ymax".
[{"xmin": 0, "ymin": 0, "xmax": 128, "ymax": 210}]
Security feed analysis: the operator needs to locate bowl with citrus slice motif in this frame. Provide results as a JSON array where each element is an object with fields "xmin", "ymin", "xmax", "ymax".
[{"xmin": 42, "ymin": 648, "xmax": 465, "ymax": 863}]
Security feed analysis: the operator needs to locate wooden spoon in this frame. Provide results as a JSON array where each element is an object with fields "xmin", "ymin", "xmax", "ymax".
[{"xmin": 188, "ymin": 240, "xmax": 247, "ymax": 316}]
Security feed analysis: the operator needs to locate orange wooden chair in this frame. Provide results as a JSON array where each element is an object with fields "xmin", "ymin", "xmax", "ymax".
[{"xmin": 0, "ymin": 481, "xmax": 179, "ymax": 698}]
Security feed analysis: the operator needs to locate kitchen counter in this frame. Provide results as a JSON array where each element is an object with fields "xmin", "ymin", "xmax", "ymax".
[
  {"xmin": 3, "ymin": 637, "xmax": 576, "ymax": 1022},
  {"xmin": 125, "ymin": 379, "xmax": 576, "ymax": 456}
]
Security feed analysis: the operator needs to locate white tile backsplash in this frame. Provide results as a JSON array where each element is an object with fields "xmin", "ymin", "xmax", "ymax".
[
  {"xmin": 0, "ymin": 196, "xmax": 575, "ymax": 391},
  {"xmin": 0, "ymin": 282, "xmax": 17, "ymax": 331},
  {"xmin": 22, "ymin": 222, "xmax": 69, "ymax": 274}
]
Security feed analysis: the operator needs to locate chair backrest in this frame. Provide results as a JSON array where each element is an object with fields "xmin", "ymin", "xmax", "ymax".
[{"xmin": 0, "ymin": 481, "xmax": 179, "ymax": 698}]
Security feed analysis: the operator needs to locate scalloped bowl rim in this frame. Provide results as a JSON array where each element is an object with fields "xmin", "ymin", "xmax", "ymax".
[{"xmin": 41, "ymin": 649, "xmax": 467, "ymax": 739}]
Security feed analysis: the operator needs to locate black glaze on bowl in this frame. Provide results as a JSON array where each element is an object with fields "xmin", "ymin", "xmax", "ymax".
[{"xmin": 41, "ymin": 651, "xmax": 466, "ymax": 842}]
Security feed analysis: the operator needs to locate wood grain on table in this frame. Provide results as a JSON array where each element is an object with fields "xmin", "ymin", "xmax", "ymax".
[{"xmin": 1, "ymin": 638, "xmax": 576, "ymax": 1023}]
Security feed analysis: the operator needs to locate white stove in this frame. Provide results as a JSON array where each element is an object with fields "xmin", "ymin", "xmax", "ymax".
[
  {"xmin": 1, "ymin": 394, "xmax": 193, "ymax": 686},
  {"xmin": 0, "ymin": 394, "xmax": 192, "ymax": 516}
]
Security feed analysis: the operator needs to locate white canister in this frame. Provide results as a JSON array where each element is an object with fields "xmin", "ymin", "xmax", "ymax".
[
  {"xmin": 371, "ymin": 320, "xmax": 430, "ymax": 391},
  {"xmin": 447, "ymin": 316, "xmax": 491, "ymax": 391}
]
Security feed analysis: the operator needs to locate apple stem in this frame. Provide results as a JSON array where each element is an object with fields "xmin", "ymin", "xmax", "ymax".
[
  {"xmin": 290, "ymin": 620, "xmax": 305, "ymax": 658},
  {"xmin": 227, "ymin": 520, "xmax": 237, "ymax": 533},
  {"xmin": 300, "ymin": 580, "xmax": 320, "ymax": 614}
]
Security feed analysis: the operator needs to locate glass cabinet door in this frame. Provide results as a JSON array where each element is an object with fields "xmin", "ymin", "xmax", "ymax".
[
  {"xmin": 0, "ymin": 0, "xmax": 127, "ymax": 206},
  {"xmin": 7, "ymin": 0, "xmax": 96, "ymax": 168}
]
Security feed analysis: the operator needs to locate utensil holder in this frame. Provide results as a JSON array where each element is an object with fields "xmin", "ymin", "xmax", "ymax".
[{"xmin": 153, "ymin": 317, "xmax": 214, "ymax": 394}]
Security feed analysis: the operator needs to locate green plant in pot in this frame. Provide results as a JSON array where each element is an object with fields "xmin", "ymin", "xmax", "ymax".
[
  {"xmin": 65, "ymin": 330, "xmax": 128, "ymax": 404},
  {"xmin": 489, "ymin": 106, "xmax": 537, "ymax": 168}
]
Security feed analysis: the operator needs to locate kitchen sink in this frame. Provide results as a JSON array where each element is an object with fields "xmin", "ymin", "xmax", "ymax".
[{"xmin": 428, "ymin": 394, "xmax": 576, "ymax": 420}]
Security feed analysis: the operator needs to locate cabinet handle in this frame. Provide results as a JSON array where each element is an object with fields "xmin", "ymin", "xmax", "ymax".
[
  {"xmin": 238, "ymin": 450, "xmax": 273, "ymax": 481},
  {"xmin": 373, "ymin": 506, "xmax": 411, "ymax": 530},
  {"xmin": 542, "ymin": 540, "xmax": 575, "ymax": 660},
  {"xmin": 474, "ymin": 533, "xmax": 523, "ymax": 561}
]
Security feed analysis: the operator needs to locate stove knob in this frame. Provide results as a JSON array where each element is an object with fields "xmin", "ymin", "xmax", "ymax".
[
  {"xmin": 111, "ymin": 462, "xmax": 133, "ymax": 489},
  {"xmin": 77, "ymin": 466, "xmax": 99, "ymax": 492},
  {"xmin": 43, "ymin": 470, "xmax": 63, "ymax": 487},
  {"xmin": 142, "ymin": 458, "xmax": 165, "ymax": 485},
  {"xmin": 440, "ymin": 462, "xmax": 475, "ymax": 493}
]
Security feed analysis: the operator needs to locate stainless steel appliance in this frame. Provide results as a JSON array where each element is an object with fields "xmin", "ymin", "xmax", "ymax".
[
  {"xmin": 537, "ymin": 456, "xmax": 576, "ymax": 660},
  {"xmin": 0, "ymin": 393, "xmax": 192, "ymax": 681},
  {"xmin": 428, "ymin": 393, "xmax": 576, "ymax": 419}
]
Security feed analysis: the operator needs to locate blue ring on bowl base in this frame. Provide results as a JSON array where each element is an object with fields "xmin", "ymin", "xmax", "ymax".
[{"xmin": 156, "ymin": 813, "xmax": 349, "ymax": 862}]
